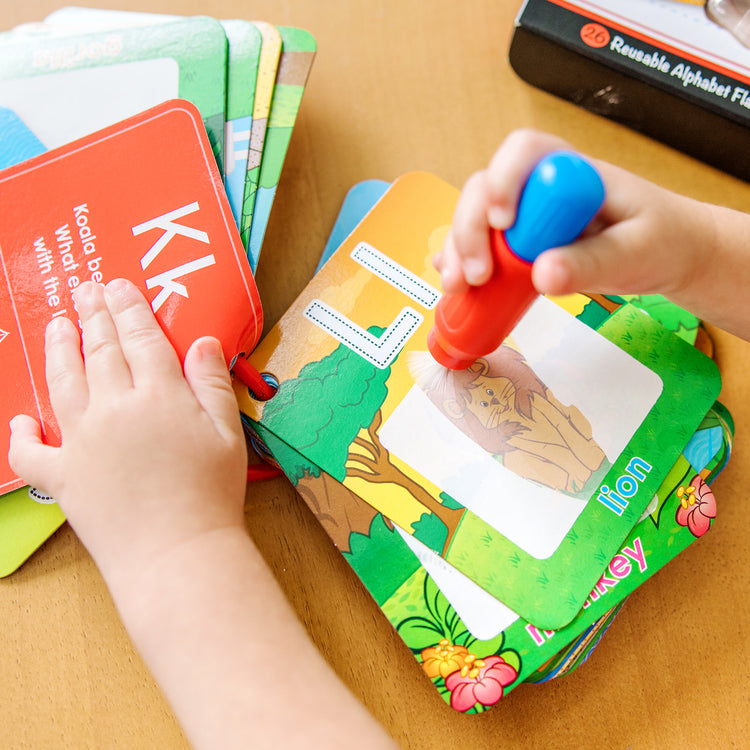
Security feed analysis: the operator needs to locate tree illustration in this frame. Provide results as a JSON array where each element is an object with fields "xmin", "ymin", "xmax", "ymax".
[{"xmin": 260, "ymin": 332, "xmax": 464, "ymax": 552}]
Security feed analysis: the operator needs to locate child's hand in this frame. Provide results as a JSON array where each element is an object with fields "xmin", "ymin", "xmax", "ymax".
[
  {"xmin": 434, "ymin": 128, "xmax": 716, "ymax": 309},
  {"xmin": 8, "ymin": 280, "xmax": 398, "ymax": 749},
  {"xmin": 8, "ymin": 279, "xmax": 248, "ymax": 591}
]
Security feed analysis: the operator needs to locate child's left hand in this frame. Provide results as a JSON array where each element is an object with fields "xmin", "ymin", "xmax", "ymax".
[{"xmin": 8, "ymin": 278, "xmax": 248, "ymax": 593}]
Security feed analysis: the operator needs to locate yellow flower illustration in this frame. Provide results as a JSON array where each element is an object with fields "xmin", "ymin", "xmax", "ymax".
[{"xmin": 421, "ymin": 639, "xmax": 472, "ymax": 680}]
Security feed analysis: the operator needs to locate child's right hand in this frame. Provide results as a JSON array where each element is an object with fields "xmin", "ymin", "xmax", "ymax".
[{"xmin": 433, "ymin": 129, "xmax": 736, "ymax": 332}]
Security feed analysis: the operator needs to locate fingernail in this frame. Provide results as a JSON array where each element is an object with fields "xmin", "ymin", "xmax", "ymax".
[
  {"xmin": 45, "ymin": 316, "xmax": 69, "ymax": 336},
  {"xmin": 196, "ymin": 337, "xmax": 223, "ymax": 361},
  {"xmin": 72, "ymin": 280, "xmax": 97, "ymax": 308},
  {"xmin": 103, "ymin": 278, "xmax": 137, "ymax": 306},
  {"xmin": 464, "ymin": 258, "xmax": 489, "ymax": 285},
  {"xmin": 487, "ymin": 205, "xmax": 513, "ymax": 229},
  {"xmin": 105, "ymin": 278, "xmax": 129, "ymax": 293}
]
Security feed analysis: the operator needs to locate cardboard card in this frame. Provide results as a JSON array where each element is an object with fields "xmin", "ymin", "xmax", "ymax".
[
  {"xmin": 42, "ymin": 8, "xmax": 265, "ymax": 229},
  {"xmin": 221, "ymin": 21, "xmax": 263, "ymax": 225},
  {"xmin": 0, "ymin": 107, "xmax": 46, "ymax": 168},
  {"xmin": 44, "ymin": 7, "xmax": 178, "ymax": 26},
  {"xmin": 308, "ymin": 176, "xmax": 708, "ymax": 631},
  {"xmin": 243, "ymin": 26, "xmax": 316, "ymax": 270},
  {"xmin": 247, "ymin": 402, "xmax": 731, "ymax": 711},
  {"xmin": 0, "ymin": 486, "xmax": 66, "ymax": 578},
  {"xmin": 0, "ymin": 15, "xmax": 227, "ymax": 167},
  {"xmin": 317, "ymin": 180, "xmax": 391, "ymax": 271},
  {"xmin": 0, "ymin": 99, "xmax": 263, "ymax": 495},
  {"xmin": 240, "ymin": 183, "xmax": 731, "ymax": 709},
  {"xmin": 236, "ymin": 172, "xmax": 722, "ymax": 629},
  {"xmin": 238, "ymin": 21, "xmax": 281, "ymax": 259}
]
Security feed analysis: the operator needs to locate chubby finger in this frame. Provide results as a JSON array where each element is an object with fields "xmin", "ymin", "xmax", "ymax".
[
  {"xmin": 44, "ymin": 315, "xmax": 88, "ymax": 430},
  {"xmin": 485, "ymin": 129, "xmax": 573, "ymax": 230},
  {"xmin": 532, "ymin": 228, "xmax": 665, "ymax": 298},
  {"xmin": 74, "ymin": 281, "xmax": 132, "ymax": 394},
  {"xmin": 531, "ymin": 160, "xmax": 698, "ymax": 298},
  {"xmin": 103, "ymin": 279, "xmax": 182, "ymax": 385},
  {"xmin": 436, "ymin": 230, "xmax": 470, "ymax": 295},
  {"xmin": 183, "ymin": 337, "xmax": 242, "ymax": 442},
  {"xmin": 448, "ymin": 170, "xmax": 494, "ymax": 287},
  {"xmin": 8, "ymin": 415, "xmax": 59, "ymax": 492},
  {"xmin": 529, "ymin": 161, "xmax": 644, "ymax": 297}
]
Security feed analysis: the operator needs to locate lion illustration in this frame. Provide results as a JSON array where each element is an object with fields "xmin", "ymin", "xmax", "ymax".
[{"xmin": 412, "ymin": 345, "xmax": 607, "ymax": 494}]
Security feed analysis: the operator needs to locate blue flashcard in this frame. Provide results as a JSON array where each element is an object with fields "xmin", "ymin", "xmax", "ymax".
[
  {"xmin": 317, "ymin": 179, "xmax": 390, "ymax": 271},
  {"xmin": 0, "ymin": 108, "xmax": 46, "ymax": 169}
]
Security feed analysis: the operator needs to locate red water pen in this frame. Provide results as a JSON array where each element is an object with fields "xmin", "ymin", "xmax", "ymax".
[{"xmin": 428, "ymin": 151, "xmax": 605, "ymax": 370}]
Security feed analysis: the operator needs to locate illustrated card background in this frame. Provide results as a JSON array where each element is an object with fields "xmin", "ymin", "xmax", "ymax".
[
  {"xmin": 39, "ymin": 7, "xmax": 273, "ymax": 249},
  {"xmin": 379, "ymin": 295, "xmax": 663, "ymax": 560},
  {"xmin": 237, "ymin": 172, "xmax": 722, "ymax": 627},
  {"xmin": 0, "ymin": 16, "xmax": 226, "ymax": 163},
  {"xmin": 243, "ymin": 26, "xmax": 316, "ymax": 269},
  {"xmin": 310, "ymin": 178, "xmax": 521, "ymax": 633},
  {"xmin": 249, "ymin": 402, "xmax": 731, "ymax": 710},
  {"xmin": 0, "ymin": 107, "xmax": 45, "ymax": 168}
]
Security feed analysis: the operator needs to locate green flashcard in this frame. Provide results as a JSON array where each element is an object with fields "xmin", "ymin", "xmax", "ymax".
[
  {"xmin": 238, "ymin": 176, "xmax": 733, "ymax": 710},
  {"xmin": 437, "ymin": 302, "xmax": 720, "ymax": 627},
  {"xmin": 41, "ymin": 8, "xmax": 265, "ymax": 223},
  {"xmin": 0, "ymin": 486, "xmax": 65, "ymax": 577},
  {"xmin": 221, "ymin": 20, "xmax": 262, "ymax": 225},
  {"xmin": 236, "ymin": 172, "xmax": 723, "ymax": 631},
  {"xmin": 235, "ymin": 20, "xmax": 281, "ymax": 245},
  {"xmin": 245, "ymin": 402, "xmax": 731, "ymax": 712},
  {"xmin": 0, "ymin": 15, "xmax": 227, "ymax": 167},
  {"xmin": 242, "ymin": 26, "xmax": 316, "ymax": 270}
]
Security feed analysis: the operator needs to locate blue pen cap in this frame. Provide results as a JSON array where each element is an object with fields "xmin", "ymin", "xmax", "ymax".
[{"xmin": 503, "ymin": 151, "xmax": 605, "ymax": 263}]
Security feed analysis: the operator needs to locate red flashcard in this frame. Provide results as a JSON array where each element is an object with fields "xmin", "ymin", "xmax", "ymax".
[{"xmin": 0, "ymin": 99, "xmax": 263, "ymax": 493}]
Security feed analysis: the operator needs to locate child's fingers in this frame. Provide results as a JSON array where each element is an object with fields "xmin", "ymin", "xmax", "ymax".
[
  {"xmin": 444, "ymin": 130, "xmax": 578, "ymax": 292},
  {"xmin": 102, "ymin": 279, "xmax": 182, "ymax": 385},
  {"xmin": 44, "ymin": 316, "xmax": 88, "ymax": 430},
  {"xmin": 531, "ymin": 227, "xmax": 666, "ymax": 297},
  {"xmin": 532, "ymin": 161, "xmax": 708, "ymax": 299},
  {"xmin": 436, "ymin": 230, "xmax": 470, "ymax": 294},
  {"xmin": 7, "ymin": 415, "xmax": 59, "ymax": 492},
  {"xmin": 447, "ymin": 170, "xmax": 495, "ymax": 287},
  {"xmin": 74, "ymin": 281, "xmax": 133, "ymax": 395},
  {"xmin": 183, "ymin": 337, "xmax": 242, "ymax": 442},
  {"xmin": 485, "ymin": 129, "xmax": 574, "ymax": 229}
]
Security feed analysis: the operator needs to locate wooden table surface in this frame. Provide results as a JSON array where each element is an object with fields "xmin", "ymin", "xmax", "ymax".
[{"xmin": 2, "ymin": 2, "xmax": 750, "ymax": 748}]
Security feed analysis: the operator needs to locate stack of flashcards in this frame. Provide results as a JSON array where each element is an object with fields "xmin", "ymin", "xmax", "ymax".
[
  {"xmin": 236, "ymin": 173, "xmax": 733, "ymax": 712},
  {"xmin": 0, "ymin": 5, "xmax": 315, "ymax": 576},
  {"xmin": 0, "ymin": 6, "xmax": 316, "ymax": 271}
]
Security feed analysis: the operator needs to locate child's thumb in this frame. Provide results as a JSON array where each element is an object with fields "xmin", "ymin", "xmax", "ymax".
[
  {"xmin": 8, "ymin": 415, "xmax": 59, "ymax": 493},
  {"xmin": 183, "ymin": 337, "xmax": 241, "ymax": 439}
]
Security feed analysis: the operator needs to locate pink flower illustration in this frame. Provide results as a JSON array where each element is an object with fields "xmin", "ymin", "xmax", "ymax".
[
  {"xmin": 676, "ymin": 475, "xmax": 716, "ymax": 537},
  {"xmin": 444, "ymin": 654, "xmax": 518, "ymax": 712}
]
